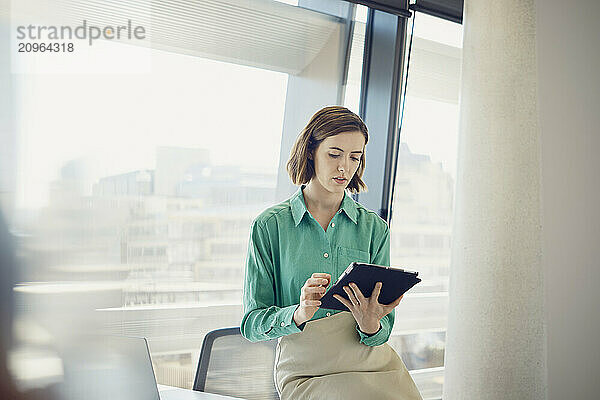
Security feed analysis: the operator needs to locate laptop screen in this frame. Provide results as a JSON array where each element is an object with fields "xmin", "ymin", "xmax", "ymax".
[{"xmin": 60, "ymin": 336, "xmax": 161, "ymax": 400}]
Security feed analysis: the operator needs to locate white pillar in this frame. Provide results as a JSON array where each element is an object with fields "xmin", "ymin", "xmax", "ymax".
[{"xmin": 443, "ymin": 0, "xmax": 546, "ymax": 398}]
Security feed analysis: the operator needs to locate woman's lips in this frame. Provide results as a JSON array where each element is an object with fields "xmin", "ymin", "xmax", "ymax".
[{"xmin": 333, "ymin": 177, "xmax": 347, "ymax": 184}]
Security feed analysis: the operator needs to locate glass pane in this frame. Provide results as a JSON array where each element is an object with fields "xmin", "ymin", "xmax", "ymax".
[
  {"xmin": 343, "ymin": 4, "xmax": 368, "ymax": 113},
  {"xmin": 4, "ymin": 1, "xmax": 352, "ymax": 392},
  {"xmin": 13, "ymin": 44, "xmax": 288, "ymax": 390},
  {"xmin": 388, "ymin": 12, "xmax": 463, "ymax": 399}
]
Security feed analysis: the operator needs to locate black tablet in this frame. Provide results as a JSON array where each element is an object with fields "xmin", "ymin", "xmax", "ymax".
[{"xmin": 320, "ymin": 262, "xmax": 421, "ymax": 312}]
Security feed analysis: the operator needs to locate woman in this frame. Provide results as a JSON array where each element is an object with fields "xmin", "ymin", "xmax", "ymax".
[{"xmin": 241, "ymin": 106, "xmax": 422, "ymax": 400}]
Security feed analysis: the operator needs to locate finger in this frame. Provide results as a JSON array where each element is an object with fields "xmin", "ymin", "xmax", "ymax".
[
  {"xmin": 306, "ymin": 277, "xmax": 330, "ymax": 287},
  {"xmin": 302, "ymin": 299, "xmax": 321, "ymax": 307},
  {"xmin": 333, "ymin": 294, "xmax": 352, "ymax": 309},
  {"xmin": 371, "ymin": 282, "xmax": 383, "ymax": 302},
  {"xmin": 343, "ymin": 285, "xmax": 359, "ymax": 306},
  {"xmin": 384, "ymin": 294, "xmax": 404, "ymax": 309},
  {"xmin": 348, "ymin": 282, "xmax": 366, "ymax": 303},
  {"xmin": 304, "ymin": 286, "xmax": 326, "ymax": 294},
  {"xmin": 309, "ymin": 272, "xmax": 331, "ymax": 285},
  {"xmin": 302, "ymin": 286, "xmax": 327, "ymax": 298}
]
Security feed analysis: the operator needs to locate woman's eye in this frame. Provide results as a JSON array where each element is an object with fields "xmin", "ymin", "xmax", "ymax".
[{"xmin": 329, "ymin": 154, "xmax": 359, "ymax": 162}]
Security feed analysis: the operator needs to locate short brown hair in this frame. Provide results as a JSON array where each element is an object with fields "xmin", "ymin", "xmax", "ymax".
[{"xmin": 287, "ymin": 106, "xmax": 369, "ymax": 194}]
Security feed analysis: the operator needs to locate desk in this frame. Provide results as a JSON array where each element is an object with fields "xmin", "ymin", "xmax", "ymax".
[{"xmin": 158, "ymin": 384, "xmax": 244, "ymax": 400}]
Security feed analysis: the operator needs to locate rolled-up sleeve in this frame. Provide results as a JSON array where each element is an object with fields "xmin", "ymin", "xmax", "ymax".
[
  {"xmin": 356, "ymin": 224, "xmax": 395, "ymax": 347},
  {"xmin": 241, "ymin": 220, "xmax": 301, "ymax": 342}
]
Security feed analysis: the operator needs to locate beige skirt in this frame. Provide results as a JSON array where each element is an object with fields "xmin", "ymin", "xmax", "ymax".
[{"xmin": 274, "ymin": 312, "xmax": 423, "ymax": 400}]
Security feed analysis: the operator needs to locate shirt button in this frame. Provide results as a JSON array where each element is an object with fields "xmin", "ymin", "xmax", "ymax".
[
  {"xmin": 331, "ymin": 223, "xmax": 335, "ymax": 228},
  {"xmin": 280, "ymin": 322, "xmax": 285, "ymax": 327},
  {"xmin": 326, "ymin": 312, "xmax": 331, "ymax": 317},
  {"xmin": 323, "ymin": 252, "xmax": 329, "ymax": 258}
]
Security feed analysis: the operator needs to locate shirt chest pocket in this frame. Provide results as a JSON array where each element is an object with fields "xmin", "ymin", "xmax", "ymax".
[{"xmin": 336, "ymin": 246, "xmax": 370, "ymax": 277}]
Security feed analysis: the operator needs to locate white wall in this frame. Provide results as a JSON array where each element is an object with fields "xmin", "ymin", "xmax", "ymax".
[{"xmin": 536, "ymin": 0, "xmax": 600, "ymax": 399}]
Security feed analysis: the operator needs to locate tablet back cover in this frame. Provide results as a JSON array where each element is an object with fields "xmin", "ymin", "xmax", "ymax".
[{"xmin": 320, "ymin": 263, "xmax": 421, "ymax": 311}]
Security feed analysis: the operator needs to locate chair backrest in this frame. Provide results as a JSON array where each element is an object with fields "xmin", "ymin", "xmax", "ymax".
[{"xmin": 193, "ymin": 327, "xmax": 279, "ymax": 400}]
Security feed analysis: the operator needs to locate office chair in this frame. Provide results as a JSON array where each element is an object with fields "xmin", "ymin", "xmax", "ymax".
[{"xmin": 193, "ymin": 327, "xmax": 279, "ymax": 400}]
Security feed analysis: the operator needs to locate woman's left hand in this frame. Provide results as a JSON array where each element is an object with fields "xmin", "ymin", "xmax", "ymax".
[{"xmin": 333, "ymin": 282, "xmax": 403, "ymax": 334}]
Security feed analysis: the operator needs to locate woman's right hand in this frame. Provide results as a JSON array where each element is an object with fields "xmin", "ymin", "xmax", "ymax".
[{"xmin": 293, "ymin": 272, "xmax": 331, "ymax": 327}]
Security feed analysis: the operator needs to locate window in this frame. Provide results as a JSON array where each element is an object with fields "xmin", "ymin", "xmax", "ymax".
[
  {"xmin": 7, "ymin": 0, "xmax": 355, "ymax": 390},
  {"xmin": 5, "ymin": 3, "xmax": 460, "ymax": 397},
  {"xmin": 343, "ymin": 4, "xmax": 368, "ymax": 113},
  {"xmin": 388, "ymin": 12, "xmax": 463, "ymax": 399}
]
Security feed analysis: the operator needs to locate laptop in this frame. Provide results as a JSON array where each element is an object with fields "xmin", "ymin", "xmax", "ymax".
[{"xmin": 59, "ymin": 335, "xmax": 232, "ymax": 400}]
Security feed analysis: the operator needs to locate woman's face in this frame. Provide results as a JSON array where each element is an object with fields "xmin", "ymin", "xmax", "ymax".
[{"xmin": 310, "ymin": 131, "xmax": 366, "ymax": 195}]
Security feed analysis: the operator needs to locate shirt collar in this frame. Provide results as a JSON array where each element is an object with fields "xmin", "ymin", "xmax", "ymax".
[{"xmin": 290, "ymin": 184, "xmax": 358, "ymax": 226}]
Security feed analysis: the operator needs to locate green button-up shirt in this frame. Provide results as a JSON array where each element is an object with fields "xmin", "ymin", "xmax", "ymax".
[{"xmin": 241, "ymin": 185, "xmax": 394, "ymax": 347}]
